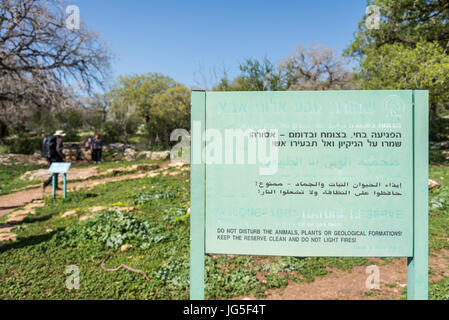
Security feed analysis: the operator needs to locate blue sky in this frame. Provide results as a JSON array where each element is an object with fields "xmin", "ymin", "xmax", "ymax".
[{"xmin": 72, "ymin": 0, "xmax": 367, "ymax": 89}]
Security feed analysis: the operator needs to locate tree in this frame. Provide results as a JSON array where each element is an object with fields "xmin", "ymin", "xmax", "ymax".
[
  {"xmin": 280, "ymin": 43, "xmax": 354, "ymax": 90},
  {"xmin": 0, "ymin": 0, "xmax": 111, "ymax": 131},
  {"xmin": 109, "ymin": 73, "xmax": 190, "ymax": 146},
  {"xmin": 347, "ymin": 0, "xmax": 449, "ymax": 57},
  {"xmin": 151, "ymin": 86, "xmax": 190, "ymax": 144},
  {"xmin": 83, "ymin": 93, "xmax": 110, "ymax": 132},
  {"xmin": 345, "ymin": 0, "xmax": 449, "ymax": 138},
  {"xmin": 106, "ymin": 97, "xmax": 141, "ymax": 143},
  {"xmin": 213, "ymin": 57, "xmax": 282, "ymax": 91},
  {"xmin": 213, "ymin": 45, "xmax": 354, "ymax": 92}
]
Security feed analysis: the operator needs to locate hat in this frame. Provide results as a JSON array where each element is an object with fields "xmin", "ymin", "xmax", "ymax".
[{"xmin": 54, "ymin": 130, "xmax": 66, "ymax": 137}]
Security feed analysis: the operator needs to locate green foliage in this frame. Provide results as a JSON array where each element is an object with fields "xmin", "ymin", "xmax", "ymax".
[
  {"xmin": 102, "ymin": 121, "xmax": 125, "ymax": 144},
  {"xmin": 213, "ymin": 46, "xmax": 354, "ymax": 92},
  {"xmin": 429, "ymin": 164, "xmax": 449, "ymax": 251},
  {"xmin": 154, "ymin": 256, "xmax": 190, "ymax": 290},
  {"xmin": 430, "ymin": 186, "xmax": 449, "ymax": 211},
  {"xmin": 51, "ymin": 210, "xmax": 166, "ymax": 250},
  {"xmin": 0, "ymin": 163, "xmax": 46, "ymax": 195},
  {"xmin": 4, "ymin": 136, "xmax": 43, "ymax": 155},
  {"xmin": 55, "ymin": 110, "xmax": 83, "ymax": 136},
  {"xmin": 162, "ymin": 207, "xmax": 190, "ymax": 225},
  {"xmin": 108, "ymin": 73, "xmax": 190, "ymax": 146},
  {"xmin": 346, "ymin": 0, "xmax": 449, "ymax": 138},
  {"xmin": 430, "ymin": 149, "xmax": 449, "ymax": 164},
  {"xmin": 346, "ymin": 0, "xmax": 449, "ymax": 57},
  {"xmin": 2, "ymin": 158, "xmax": 449, "ymax": 299},
  {"xmin": 355, "ymin": 41, "xmax": 449, "ymax": 136},
  {"xmin": 133, "ymin": 191, "xmax": 177, "ymax": 205},
  {"xmin": 430, "ymin": 277, "xmax": 449, "ymax": 300}
]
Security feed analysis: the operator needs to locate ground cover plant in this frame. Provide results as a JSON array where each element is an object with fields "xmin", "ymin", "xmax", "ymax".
[{"xmin": 0, "ymin": 154, "xmax": 448, "ymax": 299}]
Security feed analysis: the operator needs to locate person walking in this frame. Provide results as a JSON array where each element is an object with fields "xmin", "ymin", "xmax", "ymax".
[
  {"xmin": 84, "ymin": 137, "xmax": 93, "ymax": 162},
  {"xmin": 92, "ymin": 133, "xmax": 103, "ymax": 164},
  {"xmin": 42, "ymin": 130, "xmax": 66, "ymax": 192}
]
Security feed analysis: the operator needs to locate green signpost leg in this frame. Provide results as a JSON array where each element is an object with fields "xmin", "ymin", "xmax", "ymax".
[
  {"xmin": 63, "ymin": 173, "xmax": 67, "ymax": 199},
  {"xmin": 52, "ymin": 174, "xmax": 56, "ymax": 199},
  {"xmin": 408, "ymin": 90, "xmax": 429, "ymax": 300},
  {"xmin": 190, "ymin": 90, "xmax": 206, "ymax": 300}
]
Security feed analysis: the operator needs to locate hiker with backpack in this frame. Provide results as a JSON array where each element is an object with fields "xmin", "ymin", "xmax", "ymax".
[{"xmin": 42, "ymin": 130, "xmax": 66, "ymax": 192}]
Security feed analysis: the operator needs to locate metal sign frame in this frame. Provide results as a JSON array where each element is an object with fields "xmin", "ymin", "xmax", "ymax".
[
  {"xmin": 48, "ymin": 162, "xmax": 71, "ymax": 199},
  {"xmin": 190, "ymin": 90, "xmax": 428, "ymax": 300}
]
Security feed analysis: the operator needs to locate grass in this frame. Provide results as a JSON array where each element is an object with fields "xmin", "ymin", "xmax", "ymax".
[
  {"xmin": 0, "ymin": 150, "xmax": 449, "ymax": 299},
  {"xmin": 0, "ymin": 145, "xmax": 9, "ymax": 154},
  {"xmin": 428, "ymin": 149, "xmax": 449, "ymax": 299},
  {"xmin": 0, "ymin": 164, "xmax": 46, "ymax": 195},
  {"xmin": 0, "ymin": 162, "xmax": 370, "ymax": 300}
]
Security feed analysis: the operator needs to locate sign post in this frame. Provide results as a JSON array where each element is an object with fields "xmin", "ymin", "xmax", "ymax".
[
  {"xmin": 407, "ymin": 90, "xmax": 429, "ymax": 299},
  {"xmin": 190, "ymin": 90, "xmax": 428, "ymax": 300},
  {"xmin": 190, "ymin": 90, "xmax": 206, "ymax": 300},
  {"xmin": 48, "ymin": 162, "xmax": 71, "ymax": 199}
]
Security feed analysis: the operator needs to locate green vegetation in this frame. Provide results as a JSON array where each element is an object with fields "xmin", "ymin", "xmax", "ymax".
[
  {"xmin": 3, "ymin": 137, "xmax": 43, "ymax": 155},
  {"xmin": 0, "ymin": 161, "xmax": 368, "ymax": 299},
  {"xmin": 345, "ymin": 0, "xmax": 449, "ymax": 140},
  {"xmin": 0, "ymin": 164, "xmax": 46, "ymax": 195},
  {"xmin": 0, "ymin": 154, "xmax": 449, "ymax": 299}
]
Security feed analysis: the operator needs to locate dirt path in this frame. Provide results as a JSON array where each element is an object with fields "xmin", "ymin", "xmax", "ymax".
[
  {"xmin": 0, "ymin": 188, "xmax": 44, "ymax": 218},
  {"xmin": 238, "ymin": 250, "xmax": 449, "ymax": 300},
  {"xmin": 0, "ymin": 161, "xmax": 185, "ymax": 218}
]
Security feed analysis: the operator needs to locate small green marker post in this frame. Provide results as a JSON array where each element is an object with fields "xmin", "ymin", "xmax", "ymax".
[
  {"xmin": 49, "ymin": 162, "xmax": 71, "ymax": 200},
  {"xmin": 52, "ymin": 174, "xmax": 56, "ymax": 199},
  {"xmin": 63, "ymin": 173, "xmax": 67, "ymax": 199}
]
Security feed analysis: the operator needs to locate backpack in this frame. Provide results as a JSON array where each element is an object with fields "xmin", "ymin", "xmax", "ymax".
[{"xmin": 42, "ymin": 135, "xmax": 57, "ymax": 159}]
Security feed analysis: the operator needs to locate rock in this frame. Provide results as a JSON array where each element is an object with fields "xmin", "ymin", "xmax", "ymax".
[
  {"xmin": 135, "ymin": 164, "xmax": 159, "ymax": 171},
  {"xmin": 21, "ymin": 169, "xmax": 49, "ymax": 181},
  {"xmin": 443, "ymin": 150, "xmax": 449, "ymax": 160},
  {"xmin": 89, "ymin": 206, "xmax": 107, "ymax": 213},
  {"xmin": 430, "ymin": 141, "xmax": 449, "ymax": 150},
  {"xmin": 79, "ymin": 214, "xmax": 93, "ymax": 221},
  {"xmin": 61, "ymin": 209, "xmax": 79, "ymax": 218},
  {"xmin": 0, "ymin": 233, "xmax": 16, "ymax": 242},
  {"xmin": 429, "ymin": 179, "xmax": 442, "ymax": 189},
  {"xmin": 151, "ymin": 151, "xmax": 170, "ymax": 160},
  {"xmin": 0, "ymin": 226, "xmax": 14, "ymax": 233},
  {"xmin": 25, "ymin": 202, "xmax": 45, "ymax": 210},
  {"xmin": 105, "ymin": 143, "xmax": 124, "ymax": 152},
  {"xmin": 0, "ymin": 153, "xmax": 47, "ymax": 166},
  {"xmin": 21, "ymin": 167, "xmax": 99, "ymax": 182},
  {"xmin": 106, "ymin": 163, "xmax": 159, "ymax": 175},
  {"xmin": 103, "ymin": 143, "xmax": 128, "ymax": 152},
  {"xmin": 120, "ymin": 244, "xmax": 132, "ymax": 252},
  {"xmin": 168, "ymin": 161, "xmax": 186, "ymax": 168},
  {"xmin": 137, "ymin": 151, "xmax": 152, "ymax": 159},
  {"xmin": 124, "ymin": 148, "xmax": 137, "ymax": 161}
]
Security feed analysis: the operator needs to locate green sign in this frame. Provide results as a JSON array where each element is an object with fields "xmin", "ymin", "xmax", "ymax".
[
  {"xmin": 48, "ymin": 162, "xmax": 71, "ymax": 174},
  {"xmin": 190, "ymin": 90, "xmax": 428, "ymax": 300},
  {"xmin": 48, "ymin": 162, "xmax": 71, "ymax": 199}
]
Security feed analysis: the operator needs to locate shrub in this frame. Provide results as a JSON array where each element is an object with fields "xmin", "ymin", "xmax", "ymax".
[
  {"xmin": 52, "ymin": 210, "xmax": 166, "ymax": 250},
  {"xmin": 102, "ymin": 121, "xmax": 125, "ymax": 144},
  {"xmin": 5, "ymin": 137, "xmax": 43, "ymax": 155}
]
